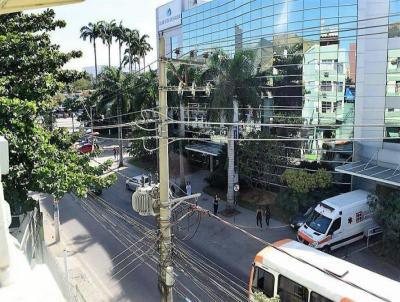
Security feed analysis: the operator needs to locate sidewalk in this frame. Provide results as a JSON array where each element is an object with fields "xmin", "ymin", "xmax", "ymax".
[
  {"xmin": 119, "ymin": 158, "xmax": 295, "ymax": 242},
  {"xmin": 39, "ymin": 193, "xmax": 111, "ymax": 302}
]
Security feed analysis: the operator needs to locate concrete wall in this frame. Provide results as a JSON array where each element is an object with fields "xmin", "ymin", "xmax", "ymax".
[{"xmin": 355, "ymin": 0, "xmax": 389, "ymax": 159}]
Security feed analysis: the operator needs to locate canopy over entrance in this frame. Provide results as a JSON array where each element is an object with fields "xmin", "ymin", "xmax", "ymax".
[{"xmin": 335, "ymin": 149, "xmax": 400, "ymax": 187}]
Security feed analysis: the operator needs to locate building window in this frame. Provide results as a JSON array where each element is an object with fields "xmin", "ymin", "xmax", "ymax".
[
  {"xmin": 385, "ymin": 127, "xmax": 400, "ymax": 143},
  {"xmin": 278, "ymin": 275, "xmax": 308, "ymax": 302},
  {"xmin": 321, "ymin": 81, "xmax": 332, "ymax": 92},
  {"xmin": 322, "ymin": 101, "xmax": 331, "ymax": 113},
  {"xmin": 396, "ymin": 81, "xmax": 400, "ymax": 94}
]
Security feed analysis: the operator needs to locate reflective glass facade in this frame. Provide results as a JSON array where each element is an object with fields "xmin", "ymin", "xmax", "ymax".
[
  {"xmin": 181, "ymin": 0, "xmax": 358, "ymax": 167},
  {"xmin": 386, "ymin": 1, "xmax": 400, "ymax": 143}
]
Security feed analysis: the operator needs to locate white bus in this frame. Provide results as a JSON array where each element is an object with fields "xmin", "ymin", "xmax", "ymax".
[{"xmin": 249, "ymin": 239, "xmax": 399, "ymax": 302}]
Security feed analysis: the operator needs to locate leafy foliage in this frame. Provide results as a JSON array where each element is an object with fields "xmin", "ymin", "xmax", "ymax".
[
  {"xmin": 281, "ymin": 169, "xmax": 332, "ymax": 193},
  {"xmin": 0, "ymin": 11, "xmax": 115, "ymax": 213},
  {"xmin": 205, "ymin": 49, "xmax": 261, "ymax": 122},
  {"xmin": 128, "ymin": 130, "xmax": 157, "ymax": 161},
  {"xmin": 0, "ymin": 97, "xmax": 116, "ymax": 213},
  {"xmin": 277, "ymin": 169, "xmax": 333, "ymax": 215},
  {"xmin": 239, "ymin": 132, "xmax": 288, "ymax": 190},
  {"xmin": 253, "ymin": 292, "xmax": 280, "ymax": 302},
  {"xmin": 0, "ymin": 10, "xmax": 84, "ymax": 109},
  {"xmin": 369, "ymin": 190, "xmax": 400, "ymax": 258}
]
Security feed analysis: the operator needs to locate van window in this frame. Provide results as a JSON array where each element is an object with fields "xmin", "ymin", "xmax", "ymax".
[
  {"xmin": 306, "ymin": 210, "xmax": 332, "ymax": 234},
  {"xmin": 328, "ymin": 218, "xmax": 341, "ymax": 235},
  {"xmin": 310, "ymin": 291, "xmax": 333, "ymax": 302},
  {"xmin": 278, "ymin": 275, "xmax": 308, "ymax": 302},
  {"xmin": 252, "ymin": 267, "xmax": 275, "ymax": 298}
]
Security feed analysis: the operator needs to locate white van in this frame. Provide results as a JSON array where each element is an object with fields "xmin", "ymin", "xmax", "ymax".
[{"xmin": 297, "ymin": 190, "xmax": 380, "ymax": 252}]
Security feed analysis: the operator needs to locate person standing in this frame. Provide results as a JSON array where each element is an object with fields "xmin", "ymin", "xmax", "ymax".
[
  {"xmin": 113, "ymin": 147, "xmax": 117, "ymax": 160},
  {"xmin": 213, "ymin": 194, "xmax": 220, "ymax": 215},
  {"xmin": 256, "ymin": 207, "xmax": 263, "ymax": 228},
  {"xmin": 265, "ymin": 205, "xmax": 271, "ymax": 227},
  {"xmin": 186, "ymin": 181, "xmax": 192, "ymax": 196}
]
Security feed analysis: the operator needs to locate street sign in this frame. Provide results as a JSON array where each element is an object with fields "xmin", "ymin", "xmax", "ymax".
[{"xmin": 234, "ymin": 184, "xmax": 240, "ymax": 192}]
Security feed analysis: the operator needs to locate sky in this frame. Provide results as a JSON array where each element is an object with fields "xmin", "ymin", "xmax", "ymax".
[{"xmin": 30, "ymin": 0, "xmax": 169, "ymax": 71}]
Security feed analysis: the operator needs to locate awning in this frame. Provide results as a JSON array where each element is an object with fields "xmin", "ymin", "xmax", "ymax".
[
  {"xmin": 185, "ymin": 142, "xmax": 223, "ymax": 157},
  {"xmin": 335, "ymin": 161, "xmax": 400, "ymax": 187},
  {"xmin": 0, "ymin": 0, "xmax": 84, "ymax": 14}
]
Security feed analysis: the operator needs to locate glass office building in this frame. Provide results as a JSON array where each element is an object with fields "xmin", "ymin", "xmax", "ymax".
[
  {"xmin": 157, "ymin": 0, "xmax": 400, "ymax": 190},
  {"xmin": 180, "ymin": 0, "xmax": 358, "ymax": 186}
]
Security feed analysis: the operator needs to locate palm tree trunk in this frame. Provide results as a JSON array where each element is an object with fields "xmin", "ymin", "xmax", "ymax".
[
  {"xmin": 143, "ymin": 56, "xmax": 146, "ymax": 72},
  {"xmin": 53, "ymin": 198, "xmax": 60, "ymax": 242},
  {"xmin": 117, "ymin": 98, "xmax": 124, "ymax": 167},
  {"xmin": 179, "ymin": 96, "xmax": 185, "ymax": 188},
  {"xmin": 129, "ymin": 51, "xmax": 132, "ymax": 73},
  {"xmin": 108, "ymin": 44, "xmax": 111, "ymax": 67},
  {"xmin": 119, "ymin": 42, "xmax": 122, "ymax": 67},
  {"xmin": 138, "ymin": 59, "xmax": 141, "ymax": 73},
  {"xmin": 94, "ymin": 41, "xmax": 98, "ymax": 80},
  {"xmin": 226, "ymin": 100, "xmax": 239, "ymax": 209}
]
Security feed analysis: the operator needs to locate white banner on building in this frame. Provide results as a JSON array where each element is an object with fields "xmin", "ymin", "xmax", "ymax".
[{"xmin": 157, "ymin": 0, "xmax": 182, "ymax": 31}]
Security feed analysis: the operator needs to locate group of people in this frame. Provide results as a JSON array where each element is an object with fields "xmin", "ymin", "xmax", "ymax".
[
  {"xmin": 112, "ymin": 146, "xmax": 120, "ymax": 160},
  {"xmin": 256, "ymin": 205, "xmax": 271, "ymax": 228}
]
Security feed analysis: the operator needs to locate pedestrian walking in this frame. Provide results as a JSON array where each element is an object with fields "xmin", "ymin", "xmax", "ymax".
[
  {"xmin": 186, "ymin": 181, "xmax": 192, "ymax": 196},
  {"xmin": 113, "ymin": 147, "xmax": 117, "ymax": 159},
  {"xmin": 213, "ymin": 194, "xmax": 220, "ymax": 215},
  {"xmin": 256, "ymin": 207, "xmax": 263, "ymax": 228},
  {"xmin": 265, "ymin": 205, "xmax": 271, "ymax": 227}
]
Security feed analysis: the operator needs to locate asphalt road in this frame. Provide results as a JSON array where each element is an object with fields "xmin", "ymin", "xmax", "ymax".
[{"xmin": 48, "ymin": 121, "xmax": 400, "ymax": 301}]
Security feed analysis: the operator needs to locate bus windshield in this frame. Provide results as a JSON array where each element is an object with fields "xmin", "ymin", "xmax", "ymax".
[{"xmin": 305, "ymin": 210, "xmax": 332, "ymax": 234}]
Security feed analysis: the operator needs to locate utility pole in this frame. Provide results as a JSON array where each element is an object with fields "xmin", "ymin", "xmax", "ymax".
[{"xmin": 158, "ymin": 36, "xmax": 174, "ymax": 302}]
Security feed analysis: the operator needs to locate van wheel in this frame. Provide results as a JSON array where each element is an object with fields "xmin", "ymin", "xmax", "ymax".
[{"xmin": 321, "ymin": 246, "xmax": 331, "ymax": 254}]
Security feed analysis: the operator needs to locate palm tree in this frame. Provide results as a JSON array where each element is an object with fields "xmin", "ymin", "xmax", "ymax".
[
  {"xmin": 114, "ymin": 21, "xmax": 128, "ymax": 67},
  {"xmin": 80, "ymin": 22, "xmax": 101, "ymax": 79},
  {"xmin": 123, "ymin": 28, "xmax": 140, "ymax": 73},
  {"xmin": 99, "ymin": 20, "xmax": 117, "ymax": 67},
  {"xmin": 95, "ymin": 67, "xmax": 136, "ymax": 166},
  {"xmin": 205, "ymin": 50, "xmax": 261, "ymax": 209},
  {"xmin": 138, "ymin": 34, "xmax": 152, "ymax": 72}
]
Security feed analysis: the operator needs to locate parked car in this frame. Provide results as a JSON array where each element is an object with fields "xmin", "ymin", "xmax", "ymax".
[
  {"xmin": 125, "ymin": 174, "xmax": 150, "ymax": 191},
  {"xmin": 78, "ymin": 143, "xmax": 98, "ymax": 154},
  {"xmin": 289, "ymin": 207, "xmax": 313, "ymax": 230}
]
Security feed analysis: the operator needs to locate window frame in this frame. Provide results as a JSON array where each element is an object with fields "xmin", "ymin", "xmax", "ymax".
[
  {"xmin": 278, "ymin": 274, "xmax": 309, "ymax": 302},
  {"xmin": 252, "ymin": 266, "xmax": 276, "ymax": 298}
]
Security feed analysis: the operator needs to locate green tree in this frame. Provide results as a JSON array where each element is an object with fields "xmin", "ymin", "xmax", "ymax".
[
  {"xmin": 369, "ymin": 191, "xmax": 400, "ymax": 259},
  {"xmin": 80, "ymin": 21, "xmax": 102, "ymax": 79},
  {"xmin": 205, "ymin": 50, "xmax": 261, "ymax": 208},
  {"xmin": 0, "ymin": 10, "xmax": 116, "ymax": 228},
  {"xmin": 0, "ymin": 10, "xmax": 84, "ymax": 110},
  {"xmin": 94, "ymin": 67, "xmax": 136, "ymax": 166},
  {"xmin": 99, "ymin": 20, "xmax": 116, "ymax": 68},
  {"xmin": 277, "ymin": 168, "xmax": 333, "ymax": 215},
  {"xmin": 0, "ymin": 97, "xmax": 116, "ymax": 220},
  {"xmin": 123, "ymin": 28, "xmax": 139, "ymax": 73},
  {"xmin": 114, "ymin": 21, "xmax": 129, "ymax": 68},
  {"xmin": 138, "ymin": 33, "xmax": 152, "ymax": 71}
]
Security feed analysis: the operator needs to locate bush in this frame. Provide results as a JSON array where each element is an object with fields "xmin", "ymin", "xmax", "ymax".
[
  {"xmin": 206, "ymin": 170, "xmax": 227, "ymax": 190},
  {"xmin": 277, "ymin": 169, "xmax": 335, "ymax": 216},
  {"xmin": 369, "ymin": 192, "xmax": 400, "ymax": 259}
]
